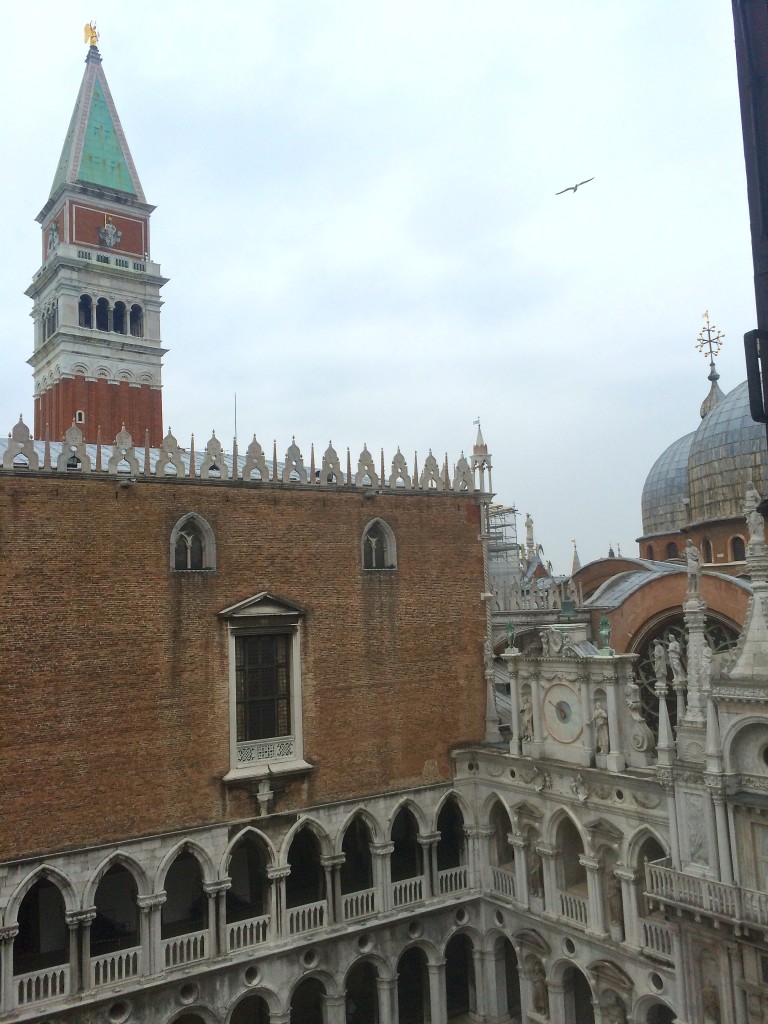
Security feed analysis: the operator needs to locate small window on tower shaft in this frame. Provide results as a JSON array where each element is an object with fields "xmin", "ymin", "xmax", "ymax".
[
  {"xmin": 130, "ymin": 304, "xmax": 144, "ymax": 338},
  {"xmin": 113, "ymin": 301, "xmax": 127, "ymax": 335},
  {"xmin": 732, "ymin": 536, "xmax": 746, "ymax": 561},
  {"xmin": 75, "ymin": 411, "xmax": 85, "ymax": 424},
  {"xmin": 78, "ymin": 295, "xmax": 93, "ymax": 329},
  {"xmin": 96, "ymin": 297, "xmax": 109, "ymax": 332}
]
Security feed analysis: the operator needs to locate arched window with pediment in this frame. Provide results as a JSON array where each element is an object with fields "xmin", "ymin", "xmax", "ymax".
[
  {"xmin": 362, "ymin": 518, "xmax": 397, "ymax": 570},
  {"xmin": 170, "ymin": 513, "xmax": 216, "ymax": 571}
]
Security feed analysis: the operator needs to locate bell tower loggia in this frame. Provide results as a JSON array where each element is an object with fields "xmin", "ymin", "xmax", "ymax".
[{"xmin": 27, "ymin": 41, "xmax": 168, "ymax": 446}]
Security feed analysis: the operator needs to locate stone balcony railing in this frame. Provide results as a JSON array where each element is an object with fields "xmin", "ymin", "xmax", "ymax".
[
  {"xmin": 3, "ymin": 870, "xmax": 478, "ymax": 1018},
  {"xmin": 16, "ymin": 965, "xmax": 69, "ymax": 1007},
  {"xmin": 36, "ymin": 241, "xmax": 158, "ymax": 277},
  {"xmin": 91, "ymin": 946, "xmax": 141, "ymax": 987},
  {"xmin": 227, "ymin": 914, "xmax": 270, "ymax": 952},
  {"xmin": 645, "ymin": 858, "xmax": 768, "ymax": 928},
  {"xmin": 162, "ymin": 929, "xmax": 208, "ymax": 968},
  {"xmin": 559, "ymin": 889, "xmax": 589, "ymax": 928},
  {"xmin": 641, "ymin": 919, "xmax": 675, "ymax": 963}
]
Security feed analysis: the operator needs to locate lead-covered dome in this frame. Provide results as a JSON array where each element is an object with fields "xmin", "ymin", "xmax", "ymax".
[
  {"xmin": 688, "ymin": 381, "xmax": 767, "ymax": 523},
  {"xmin": 641, "ymin": 432, "xmax": 695, "ymax": 536},
  {"xmin": 641, "ymin": 380, "xmax": 768, "ymax": 536}
]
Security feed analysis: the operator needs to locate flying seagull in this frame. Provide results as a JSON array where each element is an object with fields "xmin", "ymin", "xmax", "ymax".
[{"xmin": 555, "ymin": 177, "xmax": 594, "ymax": 195}]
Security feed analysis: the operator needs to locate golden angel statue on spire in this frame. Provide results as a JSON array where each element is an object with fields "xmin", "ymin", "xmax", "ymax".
[{"xmin": 83, "ymin": 22, "xmax": 99, "ymax": 46}]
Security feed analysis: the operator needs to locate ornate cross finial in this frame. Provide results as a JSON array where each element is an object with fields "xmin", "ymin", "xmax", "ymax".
[{"xmin": 696, "ymin": 311, "xmax": 725, "ymax": 379}]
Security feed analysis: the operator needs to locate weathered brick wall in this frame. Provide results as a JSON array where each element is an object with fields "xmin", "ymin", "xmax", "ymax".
[
  {"xmin": 34, "ymin": 377, "xmax": 163, "ymax": 448},
  {"xmin": 0, "ymin": 474, "xmax": 487, "ymax": 860}
]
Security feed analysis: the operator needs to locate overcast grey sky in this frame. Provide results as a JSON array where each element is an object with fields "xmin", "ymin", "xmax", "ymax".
[{"xmin": 0, "ymin": 2, "xmax": 756, "ymax": 572}]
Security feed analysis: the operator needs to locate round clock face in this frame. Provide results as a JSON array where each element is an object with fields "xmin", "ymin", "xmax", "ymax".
[{"xmin": 543, "ymin": 682, "xmax": 583, "ymax": 743}]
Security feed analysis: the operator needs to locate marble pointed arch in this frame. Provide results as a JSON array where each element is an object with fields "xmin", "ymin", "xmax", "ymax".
[
  {"xmin": 625, "ymin": 824, "xmax": 669, "ymax": 867},
  {"xmin": 334, "ymin": 805, "xmax": 383, "ymax": 856},
  {"xmin": 5, "ymin": 863, "xmax": 79, "ymax": 925},
  {"xmin": 154, "ymin": 838, "xmax": 217, "ymax": 892},
  {"xmin": 432, "ymin": 787, "xmax": 476, "ymax": 831},
  {"xmin": 386, "ymin": 796, "xmax": 429, "ymax": 836},
  {"xmin": 155, "ymin": 428, "xmax": 186, "ymax": 477},
  {"xmin": 278, "ymin": 815, "xmax": 333, "ymax": 866},
  {"xmin": 220, "ymin": 825, "xmax": 277, "ymax": 875},
  {"xmin": 480, "ymin": 790, "xmax": 514, "ymax": 828},
  {"xmin": 83, "ymin": 849, "xmax": 151, "ymax": 908},
  {"xmin": 544, "ymin": 806, "xmax": 586, "ymax": 847},
  {"xmin": 170, "ymin": 511, "xmax": 217, "ymax": 571},
  {"xmin": 3, "ymin": 416, "xmax": 39, "ymax": 470},
  {"xmin": 361, "ymin": 517, "xmax": 397, "ymax": 570}
]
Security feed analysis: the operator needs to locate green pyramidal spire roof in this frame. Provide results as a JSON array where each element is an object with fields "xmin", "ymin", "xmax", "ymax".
[{"xmin": 49, "ymin": 46, "xmax": 145, "ymax": 201}]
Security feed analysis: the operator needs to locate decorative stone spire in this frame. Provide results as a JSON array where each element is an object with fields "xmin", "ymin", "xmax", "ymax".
[
  {"xmin": 571, "ymin": 540, "xmax": 581, "ymax": 576},
  {"xmin": 470, "ymin": 418, "xmax": 493, "ymax": 493},
  {"xmin": 696, "ymin": 311, "xmax": 726, "ymax": 419}
]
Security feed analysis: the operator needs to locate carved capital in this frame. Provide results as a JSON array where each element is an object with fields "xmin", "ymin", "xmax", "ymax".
[
  {"xmin": 65, "ymin": 907, "xmax": 97, "ymax": 926},
  {"xmin": 370, "ymin": 842, "xmax": 395, "ymax": 857},
  {"xmin": 417, "ymin": 832, "xmax": 440, "ymax": 847},
  {"xmin": 267, "ymin": 865, "xmax": 291, "ymax": 881},
  {"xmin": 203, "ymin": 879, "xmax": 231, "ymax": 896},
  {"xmin": 578, "ymin": 855, "xmax": 601, "ymax": 872},
  {"xmin": 0, "ymin": 925, "xmax": 19, "ymax": 941},
  {"xmin": 535, "ymin": 843, "xmax": 558, "ymax": 859},
  {"xmin": 137, "ymin": 891, "xmax": 167, "ymax": 910},
  {"xmin": 320, "ymin": 854, "xmax": 346, "ymax": 869}
]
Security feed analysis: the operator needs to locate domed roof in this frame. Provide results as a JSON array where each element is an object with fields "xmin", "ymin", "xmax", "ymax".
[
  {"xmin": 641, "ymin": 379, "xmax": 768, "ymax": 537},
  {"xmin": 641, "ymin": 431, "xmax": 695, "ymax": 536},
  {"xmin": 688, "ymin": 381, "xmax": 768, "ymax": 523}
]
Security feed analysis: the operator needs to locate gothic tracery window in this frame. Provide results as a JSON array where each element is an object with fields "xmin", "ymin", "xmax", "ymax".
[
  {"xmin": 170, "ymin": 514, "xmax": 216, "ymax": 571},
  {"xmin": 362, "ymin": 519, "xmax": 396, "ymax": 570}
]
